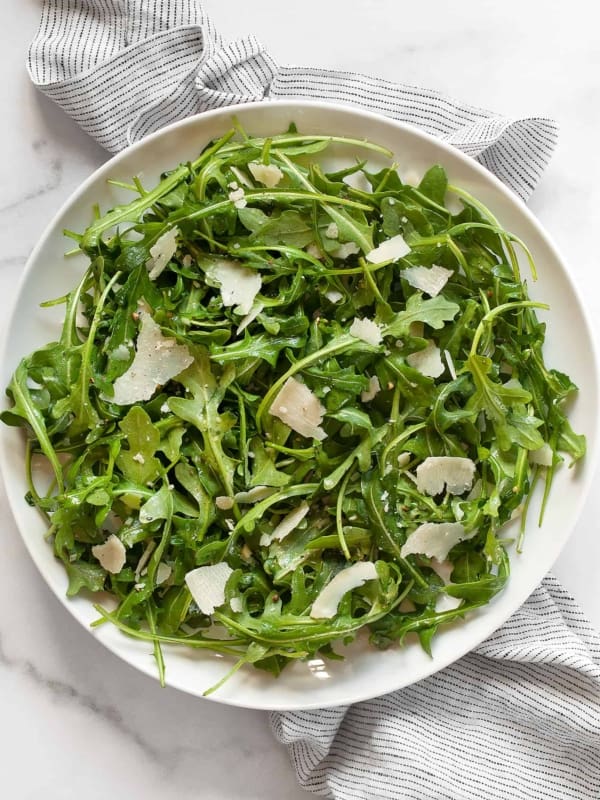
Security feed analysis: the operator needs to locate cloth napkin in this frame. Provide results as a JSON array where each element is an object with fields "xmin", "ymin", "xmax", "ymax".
[{"xmin": 27, "ymin": 3, "xmax": 600, "ymax": 798}]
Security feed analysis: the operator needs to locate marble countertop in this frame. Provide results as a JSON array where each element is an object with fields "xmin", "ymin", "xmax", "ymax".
[{"xmin": 2, "ymin": 1, "xmax": 599, "ymax": 797}]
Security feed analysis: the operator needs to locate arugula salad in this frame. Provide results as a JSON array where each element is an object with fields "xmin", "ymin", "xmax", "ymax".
[{"xmin": 2, "ymin": 124, "xmax": 585, "ymax": 694}]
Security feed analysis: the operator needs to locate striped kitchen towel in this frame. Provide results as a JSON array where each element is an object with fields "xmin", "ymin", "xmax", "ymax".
[
  {"xmin": 27, "ymin": 1, "xmax": 557, "ymax": 201},
  {"xmin": 27, "ymin": 3, "xmax": 600, "ymax": 799}
]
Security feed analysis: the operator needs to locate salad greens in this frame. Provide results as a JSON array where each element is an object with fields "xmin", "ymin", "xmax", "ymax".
[{"xmin": 2, "ymin": 123, "xmax": 585, "ymax": 694}]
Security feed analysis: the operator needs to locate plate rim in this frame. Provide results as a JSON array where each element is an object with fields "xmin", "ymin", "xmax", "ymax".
[{"xmin": 1, "ymin": 99, "xmax": 598, "ymax": 710}]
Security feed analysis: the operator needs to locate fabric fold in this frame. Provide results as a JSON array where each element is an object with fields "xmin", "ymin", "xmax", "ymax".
[
  {"xmin": 271, "ymin": 577, "xmax": 600, "ymax": 799},
  {"xmin": 27, "ymin": 0, "xmax": 557, "ymax": 199}
]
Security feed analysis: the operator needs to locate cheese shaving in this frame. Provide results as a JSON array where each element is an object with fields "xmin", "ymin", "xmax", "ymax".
[
  {"xmin": 365, "ymin": 234, "xmax": 410, "ymax": 263},
  {"xmin": 529, "ymin": 443, "xmax": 554, "ymax": 467},
  {"xmin": 236, "ymin": 302, "xmax": 264, "ymax": 335},
  {"xmin": 402, "ymin": 265, "xmax": 453, "ymax": 297},
  {"xmin": 416, "ymin": 456, "xmax": 476, "ymax": 496},
  {"xmin": 400, "ymin": 522, "xmax": 474, "ymax": 562},
  {"xmin": 91, "ymin": 534, "xmax": 126, "ymax": 574},
  {"xmin": 260, "ymin": 501, "xmax": 310, "ymax": 547},
  {"xmin": 310, "ymin": 561, "xmax": 378, "ymax": 619},
  {"xmin": 110, "ymin": 314, "xmax": 193, "ymax": 406},
  {"xmin": 185, "ymin": 563, "xmax": 233, "ymax": 615},
  {"xmin": 361, "ymin": 375, "xmax": 381, "ymax": 403},
  {"xmin": 206, "ymin": 259, "xmax": 262, "ymax": 315},
  {"xmin": 146, "ymin": 227, "xmax": 179, "ymax": 280},
  {"xmin": 269, "ymin": 377, "xmax": 327, "ymax": 440},
  {"xmin": 248, "ymin": 161, "xmax": 284, "ymax": 188},
  {"xmin": 332, "ymin": 242, "xmax": 360, "ymax": 259},
  {"xmin": 406, "ymin": 341, "xmax": 445, "ymax": 378},
  {"xmin": 349, "ymin": 317, "xmax": 383, "ymax": 346}
]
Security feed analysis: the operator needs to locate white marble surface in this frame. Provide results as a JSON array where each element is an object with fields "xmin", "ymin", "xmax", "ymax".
[{"xmin": 2, "ymin": 1, "xmax": 599, "ymax": 797}]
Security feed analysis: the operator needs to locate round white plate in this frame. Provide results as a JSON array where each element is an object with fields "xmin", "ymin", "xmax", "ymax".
[{"xmin": 0, "ymin": 101, "xmax": 597, "ymax": 710}]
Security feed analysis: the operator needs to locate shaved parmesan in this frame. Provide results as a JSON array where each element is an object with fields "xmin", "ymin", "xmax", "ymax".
[
  {"xmin": 332, "ymin": 241, "xmax": 360, "ymax": 259},
  {"xmin": 406, "ymin": 341, "xmax": 445, "ymax": 378},
  {"xmin": 349, "ymin": 317, "xmax": 383, "ymax": 346},
  {"xmin": 403, "ymin": 265, "xmax": 453, "ymax": 297},
  {"xmin": 325, "ymin": 222, "xmax": 339, "ymax": 239},
  {"xmin": 366, "ymin": 234, "xmax": 410, "ymax": 264},
  {"xmin": 529, "ymin": 443, "xmax": 554, "ymax": 467},
  {"xmin": 146, "ymin": 227, "xmax": 179, "ymax": 280},
  {"xmin": 260, "ymin": 501, "xmax": 310, "ymax": 547},
  {"xmin": 234, "ymin": 486, "xmax": 275, "ymax": 504},
  {"xmin": 306, "ymin": 243, "xmax": 324, "ymax": 259},
  {"xmin": 230, "ymin": 596, "xmax": 243, "ymax": 613},
  {"xmin": 310, "ymin": 561, "xmax": 378, "ymax": 619},
  {"xmin": 400, "ymin": 522, "xmax": 474, "ymax": 562},
  {"xmin": 269, "ymin": 377, "xmax": 326, "ymax": 440},
  {"xmin": 110, "ymin": 314, "xmax": 193, "ymax": 406},
  {"xmin": 248, "ymin": 161, "xmax": 283, "ymax": 188},
  {"xmin": 361, "ymin": 375, "xmax": 381, "ymax": 403},
  {"xmin": 206, "ymin": 259, "xmax": 262, "ymax": 315},
  {"xmin": 397, "ymin": 452, "xmax": 411, "ymax": 468},
  {"xmin": 236, "ymin": 302, "xmax": 263, "ymax": 335},
  {"xmin": 324, "ymin": 289, "xmax": 343, "ymax": 304},
  {"xmin": 156, "ymin": 562, "xmax": 172, "ymax": 585},
  {"xmin": 185, "ymin": 563, "xmax": 233, "ymax": 615},
  {"xmin": 436, "ymin": 592, "xmax": 463, "ymax": 612},
  {"xmin": 92, "ymin": 534, "xmax": 126, "ymax": 574},
  {"xmin": 228, "ymin": 186, "xmax": 247, "ymax": 208},
  {"xmin": 216, "ymin": 496, "xmax": 234, "ymax": 510},
  {"xmin": 416, "ymin": 457, "xmax": 476, "ymax": 496}
]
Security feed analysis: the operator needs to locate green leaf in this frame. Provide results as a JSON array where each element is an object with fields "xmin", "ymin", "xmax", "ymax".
[
  {"xmin": 65, "ymin": 560, "xmax": 107, "ymax": 597},
  {"xmin": 116, "ymin": 406, "xmax": 161, "ymax": 484},
  {"xmin": 169, "ymin": 353, "xmax": 237, "ymax": 495},
  {"xmin": 383, "ymin": 293, "xmax": 460, "ymax": 338},
  {"xmin": 418, "ymin": 165, "xmax": 448, "ymax": 206}
]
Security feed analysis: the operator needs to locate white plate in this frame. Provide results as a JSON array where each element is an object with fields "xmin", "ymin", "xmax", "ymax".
[{"xmin": 0, "ymin": 101, "xmax": 597, "ymax": 710}]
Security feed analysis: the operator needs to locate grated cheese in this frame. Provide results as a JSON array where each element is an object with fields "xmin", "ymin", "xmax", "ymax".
[
  {"xmin": 324, "ymin": 289, "xmax": 343, "ymax": 304},
  {"xmin": 156, "ymin": 562, "xmax": 172, "ymax": 585},
  {"xmin": 228, "ymin": 186, "xmax": 247, "ymax": 208},
  {"xmin": 229, "ymin": 596, "xmax": 243, "ymax": 613},
  {"xmin": 444, "ymin": 349, "xmax": 457, "ymax": 380}
]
